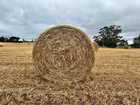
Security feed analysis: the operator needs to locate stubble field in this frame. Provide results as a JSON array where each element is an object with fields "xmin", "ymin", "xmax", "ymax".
[{"xmin": 0, "ymin": 43, "xmax": 140, "ymax": 105}]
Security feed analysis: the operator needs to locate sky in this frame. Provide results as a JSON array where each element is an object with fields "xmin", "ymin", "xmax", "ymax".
[{"xmin": 0, "ymin": 0, "xmax": 140, "ymax": 43}]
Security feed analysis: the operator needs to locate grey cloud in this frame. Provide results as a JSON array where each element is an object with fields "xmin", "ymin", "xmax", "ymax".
[{"xmin": 0, "ymin": 0, "xmax": 140, "ymax": 41}]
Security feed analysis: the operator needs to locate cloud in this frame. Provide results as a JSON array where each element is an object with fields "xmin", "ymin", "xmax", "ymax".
[{"xmin": 0, "ymin": 0, "xmax": 140, "ymax": 41}]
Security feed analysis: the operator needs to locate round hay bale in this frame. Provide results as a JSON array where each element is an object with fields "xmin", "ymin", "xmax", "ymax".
[
  {"xmin": 33, "ymin": 25, "xmax": 95, "ymax": 83},
  {"xmin": 92, "ymin": 41, "xmax": 99, "ymax": 52}
]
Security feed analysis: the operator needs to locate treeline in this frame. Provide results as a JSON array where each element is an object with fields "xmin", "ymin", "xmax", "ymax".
[
  {"xmin": 132, "ymin": 35, "xmax": 140, "ymax": 48},
  {"xmin": 0, "ymin": 36, "xmax": 33, "ymax": 43},
  {"xmin": 0, "ymin": 25, "xmax": 140, "ymax": 48},
  {"xmin": 93, "ymin": 25, "xmax": 140, "ymax": 48}
]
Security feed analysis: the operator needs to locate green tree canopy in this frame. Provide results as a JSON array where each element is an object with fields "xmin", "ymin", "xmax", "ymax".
[
  {"xmin": 93, "ymin": 25, "xmax": 126, "ymax": 48},
  {"xmin": 133, "ymin": 35, "xmax": 140, "ymax": 48}
]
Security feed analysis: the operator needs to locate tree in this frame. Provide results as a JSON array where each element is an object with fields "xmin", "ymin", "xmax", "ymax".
[
  {"xmin": 0, "ymin": 36, "xmax": 6, "ymax": 42},
  {"xmin": 117, "ymin": 39, "xmax": 129, "ymax": 48},
  {"xmin": 133, "ymin": 35, "xmax": 140, "ymax": 48},
  {"xmin": 8, "ymin": 36, "xmax": 20, "ymax": 42},
  {"xmin": 0, "ymin": 36, "xmax": 8, "ymax": 42},
  {"xmin": 93, "ymin": 25, "xmax": 124, "ymax": 48}
]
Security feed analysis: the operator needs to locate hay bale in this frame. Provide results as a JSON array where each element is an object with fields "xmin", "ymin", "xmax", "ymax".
[
  {"xmin": 33, "ymin": 25, "xmax": 95, "ymax": 83},
  {"xmin": 92, "ymin": 41, "xmax": 99, "ymax": 52}
]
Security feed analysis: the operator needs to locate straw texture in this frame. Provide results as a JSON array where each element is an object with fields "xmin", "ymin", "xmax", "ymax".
[
  {"xmin": 32, "ymin": 25, "xmax": 95, "ymax": 83},
  {"xmin": 92, "ymin": 41, "xmax": 99, "ymax": 52}
]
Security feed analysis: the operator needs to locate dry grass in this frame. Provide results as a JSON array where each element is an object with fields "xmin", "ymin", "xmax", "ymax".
[
  {"xmin": 33, "ymin": 25, "xmax": 95, "ymax": 83},
  {"xmin": 0, "ymin": 43, "xmax": 4, "ymax": 47},
  {"xmin": 0, "ymin": 43, "xmax": 140, "ymax": 104},
  {"xmin": 0, "ymin": 45, "xmax": 3, "ymax": 47}
]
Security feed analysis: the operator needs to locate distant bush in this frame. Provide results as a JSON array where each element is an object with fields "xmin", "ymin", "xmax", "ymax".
[
  {"xmin": 0, "ymin": 36, "xmax": 20, "ymax": 42},
  {"xmin": 132, "ymin": 35, "xmax": 140, "ymax": 48},
  {"xmin": 117, "ymin": 39, "xmax": 129, "ymax": 49},
  {"xmin": 8, "ymin": 36, "xmax": 20, "ymax": 42},
  {"xmin": 0, "ymin": 36, "xmax": 8, "ymax": 42}
]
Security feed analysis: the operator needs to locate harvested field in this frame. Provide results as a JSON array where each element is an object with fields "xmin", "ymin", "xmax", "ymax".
[
  {"xmin": 0, "ymin": 43, "xmax": 4, "ymax": 47},
  {"xmin": 0, "ymin": 43, "xmax": 140, "ymax": 104}
]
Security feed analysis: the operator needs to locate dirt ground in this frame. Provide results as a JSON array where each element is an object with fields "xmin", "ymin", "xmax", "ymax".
[{"xmin": 0, "ymin": 43, "xmax": 140, "ymax": 105}]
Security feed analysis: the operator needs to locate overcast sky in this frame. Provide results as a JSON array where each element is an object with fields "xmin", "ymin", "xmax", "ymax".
[{"xmin": 0, "ymin": 0, "xmax": 140, "ymax": 43}]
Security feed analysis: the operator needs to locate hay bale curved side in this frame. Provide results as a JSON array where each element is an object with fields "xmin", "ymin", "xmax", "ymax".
[
  {"xmin": 92, "ymin": 41, "xmax": 99, "ymax": 52},
  {"xmin": 33, "ymin": 25, "xmax": 95, "ymax": 82}
]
